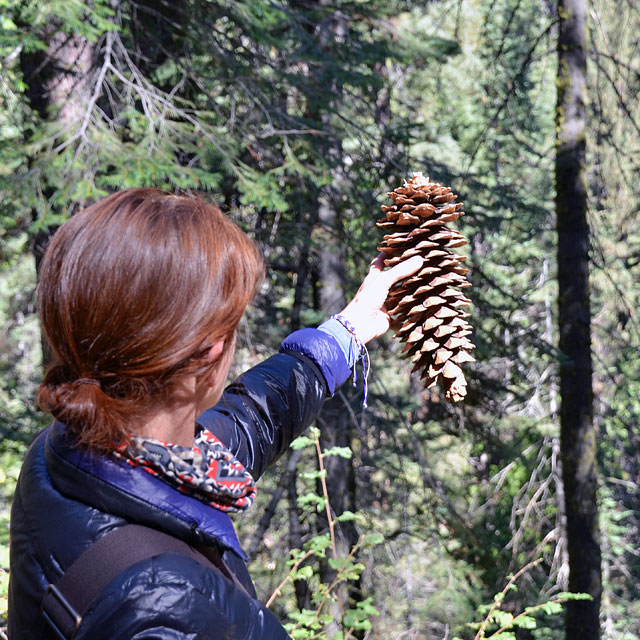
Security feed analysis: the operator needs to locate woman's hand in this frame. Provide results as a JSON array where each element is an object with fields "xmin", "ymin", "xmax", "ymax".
[{"xmin": 337, "ymin": 254, "xmax": 423, "ymax": 345}]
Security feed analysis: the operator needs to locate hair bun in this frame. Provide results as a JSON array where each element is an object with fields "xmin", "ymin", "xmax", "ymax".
[{"xmin": 37, "ymin": 369, "xmax": 135, "ymax": 451}]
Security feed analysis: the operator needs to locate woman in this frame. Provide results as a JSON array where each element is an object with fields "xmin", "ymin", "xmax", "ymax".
[{"xmin": 8, "ymin": 188, "xmax": 421, "ymax": 639}]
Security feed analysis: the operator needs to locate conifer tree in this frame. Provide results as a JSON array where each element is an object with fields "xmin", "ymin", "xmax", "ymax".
[{"xmin": 556, "ymin": 0, "xmax": 601, "ymax": 637}]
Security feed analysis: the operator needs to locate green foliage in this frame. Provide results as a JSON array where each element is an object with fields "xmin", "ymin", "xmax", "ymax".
[
  {"xmin": 451, "ymin": 561, "xmax": 592, "ymax": 640},
  {"xmin": 0, "ymin": 235, "xmax": 46, "ymax": 438},
  {"xmin": 0, "ymin": 445, "xmax": 29, "ymax": 625},
  {"xmin": 263, "ymin": 428, "xmax": 382, "ymax": 639}
]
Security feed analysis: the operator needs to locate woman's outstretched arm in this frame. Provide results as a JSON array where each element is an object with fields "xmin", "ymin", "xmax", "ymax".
[{"xmin": 197, "ymin": 255, "xmax": 423, "ymax": 479}]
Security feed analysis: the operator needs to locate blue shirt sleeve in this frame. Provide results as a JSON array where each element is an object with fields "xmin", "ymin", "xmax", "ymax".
[{"xmin": 317, "ymin": 318, "xmax": 357, "ymax": 369}]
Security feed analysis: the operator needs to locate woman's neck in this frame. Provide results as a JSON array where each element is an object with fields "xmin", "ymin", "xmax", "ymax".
[
  {"xmin": 134, "ymin": 376, "xmax": 199, "ymax": 446},
  {"xmin": 136, "ymin": 403, "xmax": 197, "ymax": 446},
  {"xmin": 130, "ymin": 360, "xmax": 229, "ymax": 447}
]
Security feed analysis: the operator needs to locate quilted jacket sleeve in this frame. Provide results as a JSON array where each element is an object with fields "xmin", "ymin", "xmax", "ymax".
[
  {"xmin": 76, "ymin": 554, "xmax": 290, "ymax": 640},
  {"xmin": 197, "ymin": 328, "xmax": 352, "ymax": 480}
]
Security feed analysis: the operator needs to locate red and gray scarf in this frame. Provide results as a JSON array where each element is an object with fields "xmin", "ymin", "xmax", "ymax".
[{"xmin": 113, "ymin": 427, "xmax": 256, "ymax": 512}]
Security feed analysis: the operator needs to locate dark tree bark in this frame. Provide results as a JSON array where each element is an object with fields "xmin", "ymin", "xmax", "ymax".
[
  {"xmin": 20, "ymin": 23, "xmax": 96, "ymax": 259},
  {"xmin": 20, "ymin": 22, "xmax": 98, "ymax": 367},
  {"xmin": 246, "ymin": 449, "xmax": 303, "ymax": 559},
  {"xmin": 315, "ymin": 187, "xmax": 361, "ymax": 635},
  {"xmin": 302, "ymin": 4, "xmax": 362, "ymax": 629},
  {"xmin": 555, "ymin": 1, "xmax": 601, "ymax": 638}
]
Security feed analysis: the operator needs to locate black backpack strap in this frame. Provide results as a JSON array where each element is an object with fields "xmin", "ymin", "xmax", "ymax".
[{"xmin": 41, "ymin": 524, "xmax": 231, "ymax": 640}]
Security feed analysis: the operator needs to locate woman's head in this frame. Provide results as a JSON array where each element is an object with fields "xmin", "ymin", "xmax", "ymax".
[{"xmin": 37, "ymin": 188, "xmax": 264, "ymax": 451}]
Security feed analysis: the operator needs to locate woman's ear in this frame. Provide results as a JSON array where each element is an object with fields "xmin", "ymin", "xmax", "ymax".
[
  {"xmin": 207, "ymin": 339, "xmax": 225, "ymax": 363},
  {"xmin": 202, "ymin": 339, "xmax": 226, "ymax": 388}
]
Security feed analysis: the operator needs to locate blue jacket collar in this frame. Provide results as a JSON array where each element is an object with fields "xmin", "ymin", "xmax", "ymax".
[{"xmin": 45, "ymin": 423, "xmax": 247, "ymax": 560}]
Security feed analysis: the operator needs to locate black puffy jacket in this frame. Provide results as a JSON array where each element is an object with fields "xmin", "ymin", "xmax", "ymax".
[{"xmin": 8, "ymin": 329, "xmax": 351, "ymax": 640}]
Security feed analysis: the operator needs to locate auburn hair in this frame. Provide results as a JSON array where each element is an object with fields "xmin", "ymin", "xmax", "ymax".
[{"xmin": 37, "ymin": 188, "xmax": 264, "ymax": 451}]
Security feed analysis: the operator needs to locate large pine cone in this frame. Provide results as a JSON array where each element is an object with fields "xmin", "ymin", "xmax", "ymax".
[{"xmin": 377, "ymin": 172, "xmax": 475, "ymax": 402}]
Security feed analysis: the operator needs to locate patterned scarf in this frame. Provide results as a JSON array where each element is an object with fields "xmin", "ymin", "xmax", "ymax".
[{"xmin": 113, "ymin": 426, "xmax": 256, "ymax": 512}]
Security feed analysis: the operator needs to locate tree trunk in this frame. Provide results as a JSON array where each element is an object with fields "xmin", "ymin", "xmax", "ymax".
[
  {"xmin": 20, "ymin": 23, "xmax": 97, "ymax": 367},
  {"xmin": 308, "ymin": 3, "xmax": 361, "ymax": 618},
  {"xmin": 314, "ymin": 134, "xmax": 364, "ymax": 634},
  {"xmin": 555, "ymin": 1, "xmax": 601, "ymax": 638}
]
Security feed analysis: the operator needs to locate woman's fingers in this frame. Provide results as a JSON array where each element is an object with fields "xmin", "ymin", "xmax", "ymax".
[
  {"xmin": 336, "ymin": 254, "xmax": 425, "ymax": 344},
  {"xmin": 382, "ymin": 255, "xmax": 423, "ymax": 289},
  {"xmin": 368, "ymin": 253, "xmax": 422, "ymax": 286}
]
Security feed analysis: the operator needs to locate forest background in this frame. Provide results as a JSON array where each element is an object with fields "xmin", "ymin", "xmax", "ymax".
[{"xmin": 0, "ymin": 0, "xmax": 639, "ymax": 639}]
